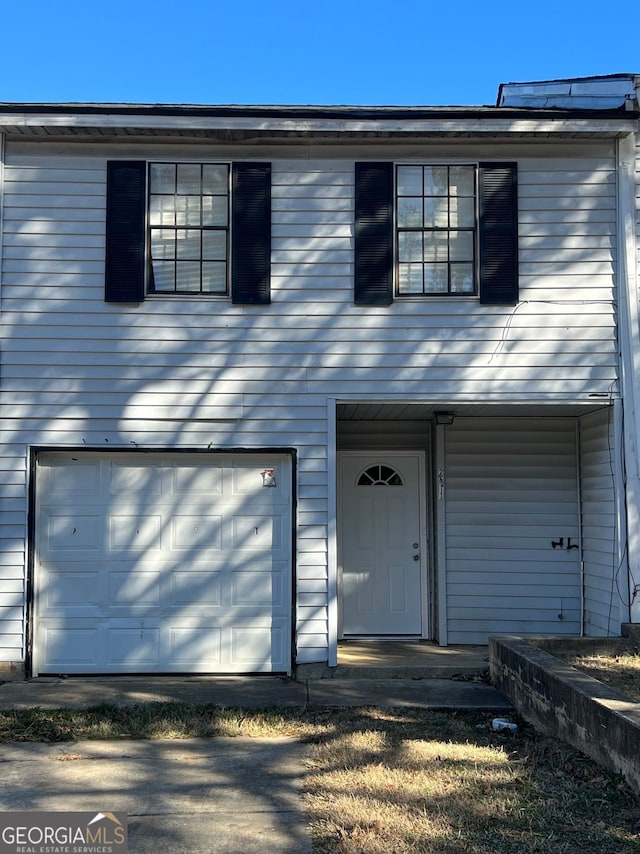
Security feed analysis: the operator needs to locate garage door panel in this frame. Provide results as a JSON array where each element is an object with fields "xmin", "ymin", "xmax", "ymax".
[
  {"xmin": 42, "ymin": 571, "xmax": 102, "ymax": 613},
  {"xmin": 171, "ymin": 515, "xmax": 222, "ymax": 551},
  {"xmin": 43, "ymin": 626, "xmax": 100, "ymax": 668},
  {"xmin": 170, "ymin": 570, "xmax": 222, "ymax": 606},
  {"xmin": 45, "ymin": 515, "xmax": 102, "ymax": 553},
  {"xmin": 110, "ymin": 514, "xmax": 163, "ymax": 552},
  {"xmin": 47, "ymin": 461, "xmax": 102, "ymax": 497},
  {"xmin": 231, "ymin": 566, "xmax": 286, "ymax": 607},
  {"xmin": 232, "ymin": 515, "xmax": 283, "ymax": 550},
  {"xmin": 170, "ymin": 464, "xmax": 223, "ymax": 495},
  {"xmin": 108, "ymin": 571, "xmax": 162, "ymax": 607},
  {"xmin": 231, "ymin": 461, "xmax": 287, "ymax": 499},
  {"xmin": 35, "ymin": 452, "xmax": 292, "ymax": 674},
  {"xmin": 169, "ymin": 626, "xmax": 222, "ymax": 666},
  {"xmin": 107, "ymin": 627, "xmax": 160, "ymax": 666},
  {"xmin": 231, "ymin": 625, "xmax": 287, "ymax": 671},
  {"xmin": 109, "ymin": 462, "xmax": 164, "ymax": 494}
]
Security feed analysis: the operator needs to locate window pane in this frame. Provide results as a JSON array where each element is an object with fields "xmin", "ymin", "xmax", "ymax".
[
  {"xmin": 424, "ymin": 264, "xmax": 448, "ymax": 293},
  {"xmin": 151, "ymin": 260, "xmax": 175, "ymax": 292},
  {"xmin": 203, "ymin": 165, "xmax": 228, "ymax": 194},
  {"xmin": 450, "ymin": 166, "xmax": 475, "ymax": 197},
  {"xmin": 423, "ymin": 232, "xmax": 448, "ymax": 261},
  {"xmin": 395, "ymin": 163, "xmax": 477, "ymax": 299},
  {"xmin": 202, "ymin": 262, "xmax": 227, "ymax": 293},
  {"xmin": 451, "ymin": 263, "xmax": 475, "ymax": 293},
  {"xmin": 150, "ymin": 195, "xmax": 175, "ymax": 226},
  {"xmin": 151, "ymin": 229, "xmax": 175, "ymax": 259},
  {"xmin": 147, "ymin": 162, "xmax": 230, "ymax": 299},
  {"xmin": 449, "ymin": 230, "xmax": 474, "ymax": 261},
  {"xmin": 203, "ymin": 231, "xmax": 227, "ymax": 260},
  {"xmin": 176, "ymin": 196, "xmax": 202, "ymax": 226},
  {"xmin": 150, "ymin": 163, "xmax": 175, "ymax": 194},
  {"xmin": 202, "ymin": 196, "xmax": 228, "ymax": 227},
  {"xmin": 176, "ymin": 261, "xmax": 201, "ymax": 292},
  {"xmin": 177, "ymin": 164, "xmax": 201, "ymax": 195},
  {"xmin": 423, "ymin": 166, "xmax": 448, "ymax": 196},
  {"xmin": 397, "ymin": 166, "xmax": 422, "ymax": 196},
  {"xmin": 398, "ymin": 263, "xmax": 423, "ymax": 293},
  {"xmin": 398, "ymin": 231, "xmax": 422, "ymax": 262},
  {"xmin": 176, "ymin": 229, "xmax": 201, "ymax": 259},
  {"xmin": 379, "ymin": 466, "xmax": 394, "ymax": 483},
  {"xmin": 397, "ymin": 197, "xmax": 422, "ymax": 228},
  {"xmin": 450, "ymin": 196, "xmax": 475, "ymax": 228},
  {"xmin": 424, "ymin": 197, "xmax": 448, "ymax": 228}
]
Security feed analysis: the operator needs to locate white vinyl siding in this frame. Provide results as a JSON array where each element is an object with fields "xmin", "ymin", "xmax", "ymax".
[
  {"xmin": 444, "ymin": 418, "xmax": 581, "ymax": 644},
  {"xmin": 580, "ymin": 408, "xmax": 621, "ymax": 635},
  {"xmin": 0, "ymin": 141, "xmax": 621, "ymax": 662}
]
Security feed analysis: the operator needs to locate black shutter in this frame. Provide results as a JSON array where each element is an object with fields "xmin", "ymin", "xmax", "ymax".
[
  {"xmin": 478, "ymin": 163, "xmax": 518, "ymax": 305},
  {"xmin": 354, "ymin": 162, "xmax": 394, "ymax": 305},
  {"xmin": 105, "ymin": 161, "xmax": 146, "ymax": 303},
  {"xmin": 231, "ymin": 163, "xmax": 271, "ymax": 304}
]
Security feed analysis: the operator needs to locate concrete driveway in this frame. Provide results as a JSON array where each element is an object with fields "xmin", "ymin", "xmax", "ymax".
[{"xmin": 0, "ymin": 737, "xmax": 312, "ymax": 854}]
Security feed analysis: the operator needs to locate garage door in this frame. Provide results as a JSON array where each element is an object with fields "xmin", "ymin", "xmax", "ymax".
[{"xmin": 33, "ymin": 452, "xmax": 292, "ymax": 674}]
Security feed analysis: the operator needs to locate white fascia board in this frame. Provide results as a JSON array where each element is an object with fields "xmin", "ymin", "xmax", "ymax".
[{"xmin": 0, "ymin": 113, "xmax": 636, "ymax": 136}]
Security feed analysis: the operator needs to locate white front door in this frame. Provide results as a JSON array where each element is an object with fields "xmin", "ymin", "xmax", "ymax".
[{"xmin": 339, "ymin": 452, "xmax": 427, "ymax": 636}]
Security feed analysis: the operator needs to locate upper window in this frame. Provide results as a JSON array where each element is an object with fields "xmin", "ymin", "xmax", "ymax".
[
  {"xmin": 148, "ymin": 163, "xmax": 230, "ymax": 295},
  {"xmin": 354, "ymin": 161, "xmax": 517, "ymax": 307},
  {"xmin": 396, "ymin": 165, "xmax": 476, "ymax": 296},
  {"xmin": 105, "ymin": 160, "xmax": 271, "ymax": 305}
]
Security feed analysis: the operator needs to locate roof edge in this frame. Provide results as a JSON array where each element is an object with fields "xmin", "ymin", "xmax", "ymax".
[{"xmin": 0, "ymin": 102, "xmax": 636, "ymax": 122}]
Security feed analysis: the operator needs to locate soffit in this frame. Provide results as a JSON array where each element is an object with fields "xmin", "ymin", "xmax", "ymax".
[
  {"xmin": 0, "ymin": 104, "xmax": 636, "ymax": 141},
  {"xmin": 337, "ymin": 402, "xmax": 611, "ymax": 421}
]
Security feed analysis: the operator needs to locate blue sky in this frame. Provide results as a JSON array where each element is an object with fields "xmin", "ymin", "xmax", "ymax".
[{"xmin": 4, "ymin": 0, "xmax": 634, "ymax": 106}]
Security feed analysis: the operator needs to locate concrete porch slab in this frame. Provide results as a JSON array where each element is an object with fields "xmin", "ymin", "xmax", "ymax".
[{"xmin": 298, "ymin": 641, "xmax": 490, "ymax": 680}]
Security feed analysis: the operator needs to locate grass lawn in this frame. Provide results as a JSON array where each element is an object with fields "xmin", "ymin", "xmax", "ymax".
[
  {"xmin": 0, "ymin": 703, "xmax": 638, "ymax": 853},
  {"xmin": 559, "ymin": 648, "xmax": 640, "ymax": 703}
]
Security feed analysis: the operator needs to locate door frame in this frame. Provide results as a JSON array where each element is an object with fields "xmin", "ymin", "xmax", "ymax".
[{"xmin": 337, "ymin": 450, "xmax": 430, "ymax": 640}]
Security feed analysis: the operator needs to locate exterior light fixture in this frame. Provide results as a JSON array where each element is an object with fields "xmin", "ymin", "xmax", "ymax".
[{"xmin": 433, "ymin": 411, "xmax": 456, "ymax": 425}]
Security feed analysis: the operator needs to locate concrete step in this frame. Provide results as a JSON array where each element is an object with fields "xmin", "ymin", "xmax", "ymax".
[
  {"xmin": 305, "ymin": 677, "xmax": 510, "ymax": 710},
  {"xmin": 297, "ymin": 642, "xmax": 491, "ymax": 681},
  {"xmin": 297, "ymin": 663, "xmax": 490, "ymax": 680},
  {"xmin": 622, "ymin": 623, "xmax": 640, "ymax": 644}
]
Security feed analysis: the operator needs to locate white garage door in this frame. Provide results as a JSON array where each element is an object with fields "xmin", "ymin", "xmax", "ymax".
[{"xmin": 34, "ymin": 452, "xmax": 292, "ymax": 674}]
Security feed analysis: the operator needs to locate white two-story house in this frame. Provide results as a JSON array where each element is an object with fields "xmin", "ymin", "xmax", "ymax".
[{"xmin": 1, "ymin": 75, "xmax": 639, "ymax": 677}]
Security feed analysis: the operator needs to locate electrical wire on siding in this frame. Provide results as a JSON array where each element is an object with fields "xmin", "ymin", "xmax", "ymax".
[
  {"xmin": 611, "ymin": 392, "xmax": 636, "ymax": 632},
  {"xmin": 488, "ymin": 298, "xmax": 618, "ymax": 367},
  {"xmin": 575, "ymin": 419, "xmax": 585, "ymax": 636}
]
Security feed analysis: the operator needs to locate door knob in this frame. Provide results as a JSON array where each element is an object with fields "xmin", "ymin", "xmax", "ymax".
[
  {"xmin": 412, "ymin": 543, "xmax": 419, "ymax": 549},
  {"xmin": 413, "ymin": 554, "xmax": 420, "ymax": 561}
]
